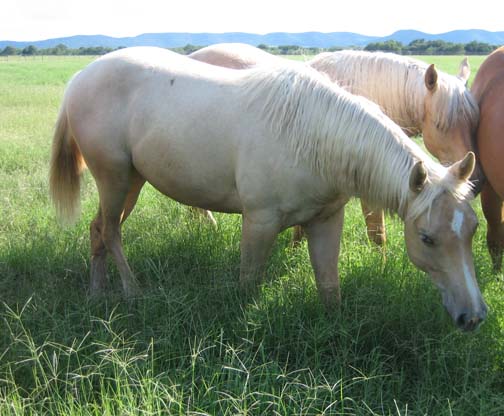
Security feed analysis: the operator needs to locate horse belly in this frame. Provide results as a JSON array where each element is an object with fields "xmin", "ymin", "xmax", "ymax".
[{"xmin": 131, "ymin": 136, "xmax": 242, "ymax": 213}]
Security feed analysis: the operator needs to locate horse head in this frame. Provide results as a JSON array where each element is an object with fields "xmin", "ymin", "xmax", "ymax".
[
  {"xmin": 403, "ymin": 152, "xmax": 487, "ymax": 331},
  {"xmin": 421, "ymin": 62, "xmax": 484, "ymax": 194}
]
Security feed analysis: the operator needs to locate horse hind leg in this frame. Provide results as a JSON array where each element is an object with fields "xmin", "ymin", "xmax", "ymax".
[
  {"xmin": 92, "ymin": 167, "xmax": 145, "ymax": 298},
  {"xmin": 89, "ymin": 207, "xmax": 107, "ymax": 296},
  {"xmin": 481, "ymin": 183, "xmax": 504, "ymax": 272},
  {"xmin": 190, "ymin": 207, "xmax": 218, "ymax": 228},
  {"xmin": 360, "ymin": 200, "xmax": 386, "ymax": 246},
  {"xmin": 291, "ymin": 225, "xmax": 305, "ymax": 247},
  {"xmin": 89, "ymin": 171, "xmax": 146, "ymax": 297}
]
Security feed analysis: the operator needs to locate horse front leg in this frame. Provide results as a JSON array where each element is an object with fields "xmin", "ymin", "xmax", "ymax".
[
  {"xmin": 239, "ymin": 213, "xmax": 280, "ymax": 291},
  {"xmin": 481, "ymin": 183, "xmax": 504, "ymax": 272},
  {"xmin": 304, "ymin": 207, "xmax": 345, "ymax": 308},
  {"xmin": 360, "ymin": 199, "xmax": 386, "ymax": 246}
]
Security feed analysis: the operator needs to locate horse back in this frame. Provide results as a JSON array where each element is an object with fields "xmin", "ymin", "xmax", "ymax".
[
  {"xmin": 62, "ymin": 47, "xmax": 274, "ymax": 213},
  {"xmin": 189, "ymin": 43, "xmax": 282, "ymax": 69}
]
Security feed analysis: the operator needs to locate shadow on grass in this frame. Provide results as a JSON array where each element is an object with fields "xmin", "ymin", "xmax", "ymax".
[{"xmin": 1, "ymin": 205, "xmax": 503, "ymax": 414}]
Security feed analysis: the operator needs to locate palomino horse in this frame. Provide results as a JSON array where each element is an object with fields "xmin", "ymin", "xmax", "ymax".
[
  {"xmin": 190, "ymin": 45, "xmax": 481, "ymax": 245},
  {"xmin": 50, "ymin": 47, "xmax": 487, "ymax": 330},
  {"xmin": 471, "ymin": 46, "xmax": 504, "ymax": 270}
]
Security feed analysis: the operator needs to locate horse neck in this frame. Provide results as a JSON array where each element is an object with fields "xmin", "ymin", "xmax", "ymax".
[
  {"xmin": 243, "ymin": 65, "xmax": 424, "ymax": 218},
  {"xmin": 312, "ymin": 95, "xmax": 423, "ymax": 218},
  {"xmin": 333, "ymin": 129, "xmax": 418, "ymax": 218},
  {"xmin": 310, "ymin": 53, "xmax": 426, "ymax": 133}
]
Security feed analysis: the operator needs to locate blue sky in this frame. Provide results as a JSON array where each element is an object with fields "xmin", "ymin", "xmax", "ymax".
[{"xmin": 2, "ymin": 0, "xmax": 502, "ymax": 41}]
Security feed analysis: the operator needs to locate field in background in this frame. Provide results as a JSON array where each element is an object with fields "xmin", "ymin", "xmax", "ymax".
[{"xmin": 1, "ymin": 54, "xmax": 503, "ymax": 415}]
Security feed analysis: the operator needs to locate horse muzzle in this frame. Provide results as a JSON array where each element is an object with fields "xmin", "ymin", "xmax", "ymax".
[{"xmin": 454, "ymin": 305, "xmax": 488, "ymax": 331}]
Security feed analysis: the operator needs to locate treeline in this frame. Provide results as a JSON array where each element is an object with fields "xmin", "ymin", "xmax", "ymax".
[
  {"xmin": 0, "ymin": 43, "xmax": 329, "ymax": 57},
  {"xmin": 0, "ymin": 44, "xmax": 121, "ymax": 56},
  {"xmin": 0, "ymin": 39, "xmax": 499, "ymax": 57},
  {"xmin": 364, "ymin": 39, "xmax": 498, "ymax": 55}
]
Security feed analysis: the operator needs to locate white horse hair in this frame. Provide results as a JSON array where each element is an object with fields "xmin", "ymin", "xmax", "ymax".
[
  {"xmin": 242, "ymin": 64, "xmax": 473, "ymax": 219},
  {"xmin": 309, "ymin": 50, "xmax": 479, "ymax": 137}
]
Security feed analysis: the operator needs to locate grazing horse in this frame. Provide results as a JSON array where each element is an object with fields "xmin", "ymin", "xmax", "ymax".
[
  {"xmin": 471, "ymin": 46, "xmax": 504, "ymax": 270},
  {"xmin": 50, "ymin": 47, "xmax": 486, "ymax": 330},
  {"xmin": 190, "ymin": 45, "xmax": 481, "ymax": 246}
]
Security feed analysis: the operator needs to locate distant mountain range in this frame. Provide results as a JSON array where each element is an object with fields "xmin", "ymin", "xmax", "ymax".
[{"xmin": 1, "ymin": 29, "xmax": 503, "ymax": 50}]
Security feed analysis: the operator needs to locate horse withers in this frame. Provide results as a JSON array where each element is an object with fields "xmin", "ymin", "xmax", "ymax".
[
  {"xmin": 471, "ymin": 46, "xmax": 504, "ymax": 270},
  {"xmin": 50, "ymin": 47, "xmax": 486, "ymax": 330}
]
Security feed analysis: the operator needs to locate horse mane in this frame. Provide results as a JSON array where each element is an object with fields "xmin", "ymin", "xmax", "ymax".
[
  {"xmin": 309, "ymin": 50, "xmax": 479, "ymax": 135},
  {"xmin": 242, "ymin": 64, "xmax": 473, "ymax": 219}
]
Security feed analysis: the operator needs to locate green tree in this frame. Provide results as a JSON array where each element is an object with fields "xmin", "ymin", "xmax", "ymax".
[
  {"xmin": 52, "ymin": 43, "xmax": 69, "ymax": 55},
  {"xmin": 465, "ymin": 41, "xmax": 494, "ymax": 55},
  {"xmin": 0, "ymin": 46, "xmax": 18, "ymax": 56},
  {"xmin": 21, "ymin": 45, "xmax": 37, "ymax": 56},
  {"xmin": 182, "ymin": 44, "xmax": 200, "ymax": 54},
  {"xmin": 365, "ymin": 40, "xmax": 403, "ymax": 53}
]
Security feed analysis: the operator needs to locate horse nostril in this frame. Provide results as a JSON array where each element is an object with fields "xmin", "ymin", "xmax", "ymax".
[
  {"xmin": 456, "ymin": 313, "xmax": 484, "ymax": 331},
  {"xmin": 456, "ymin": 313, "xmax": 467, "ymax": 328}
]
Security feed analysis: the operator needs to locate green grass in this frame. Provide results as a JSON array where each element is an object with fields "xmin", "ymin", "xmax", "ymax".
[{"xmin": 1, "ymin": 54, "xmax": 503, "ymax": 415}]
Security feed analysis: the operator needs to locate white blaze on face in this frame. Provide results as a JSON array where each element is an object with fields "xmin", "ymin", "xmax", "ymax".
[
  {"xmin": 451, "ymin": 209, "xmax": 464, "ymax": 239},
  {"xmin": 452, "ymin": 208, "xmax": 481, "ymax": 310},
  {"xmin": 463, "ymin": 259, "xmax": 481, "ymax": 309}
]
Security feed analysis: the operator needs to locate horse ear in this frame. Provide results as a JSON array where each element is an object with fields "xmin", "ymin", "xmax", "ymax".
[
  {"xmin": 449, "ymin": 151, "xmax": 476, "ymax": 182},
  {"xmin": 409, "ymin": 161, "xmax": 428, "ymax": 193},
  {"xmin": 425, "ymin": 64, "xmax": 438, "ymax": 91},
  {"xmin": 457, "ymin": 57, "xmax": 471, "ymax": 85}
]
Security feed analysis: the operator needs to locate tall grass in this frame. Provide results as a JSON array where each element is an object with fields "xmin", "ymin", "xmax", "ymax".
[{"xmin": 1, "ymin": 55, "xmax": 503, "ymax": 415}]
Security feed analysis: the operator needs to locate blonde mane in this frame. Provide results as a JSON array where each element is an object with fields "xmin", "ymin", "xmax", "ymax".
[
  {"xmin": 242, "ymin": 65, "xmax": 473, "ymax": 219},
  {"xmin": 308, "ymin": 50, "xmax": 479, "ymax": 136}
]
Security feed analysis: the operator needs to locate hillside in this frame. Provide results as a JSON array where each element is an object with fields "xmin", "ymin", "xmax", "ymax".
[{"xmin": 1, "ymin": 29, "xmax": 503, "ymax": 49}]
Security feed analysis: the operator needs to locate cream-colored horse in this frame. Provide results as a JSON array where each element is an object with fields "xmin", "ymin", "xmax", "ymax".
[
  {"xmin": 50, "ymin": 47, "xmax": 486, "ymax": 330},
  {"xmin": 190, "ymin": 45, "xmax": 481, "ymax": 246}
]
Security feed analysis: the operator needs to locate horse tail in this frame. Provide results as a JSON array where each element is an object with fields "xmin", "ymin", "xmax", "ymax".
[{"xmin": 49, "ymin": 92, "xmax": 87, "ymax": 224}]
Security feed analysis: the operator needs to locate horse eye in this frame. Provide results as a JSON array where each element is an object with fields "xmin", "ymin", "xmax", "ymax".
[{"xmin": 420, "ymin": 233, "xmax": 434, "ymax": 246}]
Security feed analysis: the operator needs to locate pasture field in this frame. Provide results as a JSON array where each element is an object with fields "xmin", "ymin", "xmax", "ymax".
[{"xmin": 1, "ymin": 54, "xmax": 503, "ymax": 415}]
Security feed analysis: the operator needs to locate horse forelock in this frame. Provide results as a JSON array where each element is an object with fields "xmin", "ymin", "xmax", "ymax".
[{"xmin": 406, "ymin": 162, "xmax": 475, "ymax": 221}]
